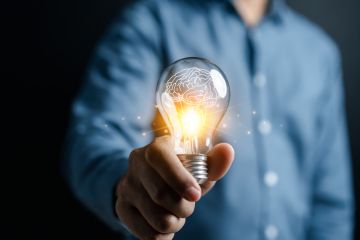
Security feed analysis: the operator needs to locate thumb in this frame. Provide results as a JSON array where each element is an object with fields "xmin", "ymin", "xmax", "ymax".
[{"xmin": 207, "ymin": 143, "xmax": 235, "ymax": 181}]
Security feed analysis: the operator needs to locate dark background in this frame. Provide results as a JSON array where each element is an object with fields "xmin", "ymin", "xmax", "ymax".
[{"xmin": 3, "ymin": 0, "xmax": 359, "ymax": 239}]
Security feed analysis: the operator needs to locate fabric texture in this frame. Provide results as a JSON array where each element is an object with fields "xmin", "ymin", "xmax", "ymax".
[{"xmin": 63, "ymin": 0, "xmax": 354, "ymax": 239}]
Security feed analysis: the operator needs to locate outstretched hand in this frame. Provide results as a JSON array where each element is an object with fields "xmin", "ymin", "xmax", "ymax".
[{"xmin": 115, "ymin": 136, "xmax": 234, "ymax": 240}]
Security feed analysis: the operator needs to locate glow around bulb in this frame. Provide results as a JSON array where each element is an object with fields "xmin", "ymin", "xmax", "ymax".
[{"xmin": 156, "ymin": 57, "xmax": 230, "ymax": 183}]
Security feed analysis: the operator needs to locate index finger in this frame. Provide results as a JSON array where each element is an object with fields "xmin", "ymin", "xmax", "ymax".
[{"xmin": 144, "ymin": 136, "xmax": 201, "ymax": 202}]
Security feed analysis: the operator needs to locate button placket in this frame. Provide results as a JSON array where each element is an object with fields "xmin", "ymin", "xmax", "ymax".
[{"xmin": 249, "ymin": 29, "xmax": 279, "ymax": 240}]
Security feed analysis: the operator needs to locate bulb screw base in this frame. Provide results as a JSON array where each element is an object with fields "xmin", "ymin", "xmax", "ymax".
[{"xmin": 178, "ymin": 154, "xmax": 208, "ymax": 184}]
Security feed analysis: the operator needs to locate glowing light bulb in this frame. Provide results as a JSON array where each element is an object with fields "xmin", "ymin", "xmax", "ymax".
[
  {"xmin": 181, "ymin": 108, "xmax": 202, "ymax": 136},
  {"xmin": 156, "ymin": 57, "xmax": 230, "ymax": 183}
]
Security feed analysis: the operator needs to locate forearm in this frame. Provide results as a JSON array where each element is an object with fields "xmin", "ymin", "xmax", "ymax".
[
  {"xmin": 63, "ymin": 0, "xmax": 163, "ymax": 233},
  {"xmin": 63, "ymin": 119, "xmax": 131, "ymax": 232},
  {"xmin": 308, "ymin": 49, "xmax": 354, "ymax": 239}
]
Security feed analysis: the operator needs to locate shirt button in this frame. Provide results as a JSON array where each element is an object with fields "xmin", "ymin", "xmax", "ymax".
[
  {"xmin": 254, "ymin": 73, "xmax": 267, "ymax": 88},
  {"xmin": 265, "ymin": 225, "xmax": 278, "ymax": 239},
  {"xmin": 258, "ymin": 120, "xmax": 272, "ymax": 135},
  {"xmin": 264, "ymin": 171, "xmax": 278, "ymax": 187}
]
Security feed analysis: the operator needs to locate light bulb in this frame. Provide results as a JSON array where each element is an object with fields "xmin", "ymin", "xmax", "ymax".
[{"xmin": 156, "ymin": 57, "xmax": 230, "ymax": 184}]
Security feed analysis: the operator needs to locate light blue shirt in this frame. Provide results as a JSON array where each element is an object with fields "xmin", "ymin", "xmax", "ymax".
[{"xmin": 63, "ymin": 0, "xmax": 354, "ymax": 239}]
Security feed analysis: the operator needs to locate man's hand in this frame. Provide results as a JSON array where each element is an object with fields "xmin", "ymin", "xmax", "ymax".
[{"xmin": 115, "ymin": 135, "xmax": 234, "ymax": 240}]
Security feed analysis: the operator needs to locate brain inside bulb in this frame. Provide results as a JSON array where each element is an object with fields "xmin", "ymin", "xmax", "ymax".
[{"xmin": 156, "ymin": 57, "xmax": 230, "ymax": 155}]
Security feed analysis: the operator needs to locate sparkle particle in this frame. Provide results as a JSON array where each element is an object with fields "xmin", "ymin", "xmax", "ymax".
[
  {"xmin": 137, "ymin": 116, "xmax": 141, "ymax": 120},
  {"xmin": 252, "ymin": 110, "xmax": 256, "ymax": 115},
  {"xmin": 141, "ymin": 132, "xmax": 146, "ymax": 136},
  {"xmin": 247, "ymin": 130, "xmax": 252, "ymax": 135}
]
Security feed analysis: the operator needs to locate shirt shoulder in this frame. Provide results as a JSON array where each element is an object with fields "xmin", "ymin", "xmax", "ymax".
[
  {"xmin": 128, "ymin": 0, "xmax": 215, "ymax": 16},
  {"xmin": 117, "ymin": 0, "xmax": 200, "ymax": 27},
  {"xmin": 284, "ymin": 8, "xmax": 340, "ymax": 63}
]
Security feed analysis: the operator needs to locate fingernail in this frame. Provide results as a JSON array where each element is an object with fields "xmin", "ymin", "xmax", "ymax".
[{"xmin": 185, "ymin": 187, "xmax": 201, "ymax": 201}]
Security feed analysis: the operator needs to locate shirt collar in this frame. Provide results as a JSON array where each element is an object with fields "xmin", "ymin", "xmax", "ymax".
[
  {"xmin": 268, "ymin": 0, "xmax": 286, "ymax": 23},
  {"xmin": 225, "ymin": 0, "xmax": 287, "ymax": 24}
]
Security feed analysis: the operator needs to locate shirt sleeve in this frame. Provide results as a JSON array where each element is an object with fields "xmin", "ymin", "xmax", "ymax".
[
  {"xmin": 308, "ymin": 48, "xmax": 354, "ymax": 239},
  {"xmin": 62, "ymin": 1, "xmax": 162, "ymax": 234}
]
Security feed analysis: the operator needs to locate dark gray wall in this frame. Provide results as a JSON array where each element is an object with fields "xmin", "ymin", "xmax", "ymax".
[{"xmin": 3, "ymin": 0, "xmax": 359, "ymax": 238}]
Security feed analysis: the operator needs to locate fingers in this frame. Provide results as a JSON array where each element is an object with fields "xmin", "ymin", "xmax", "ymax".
[
  {"xmin": 145, "ymin": 136, "xmax": 201, "ymax": 202},
  {"xmin": 117, "ymin": 138, "xmax": 235, "ymax": 239},
  {"xmin": 118, "ymin": 167, "xmax": 186, "ymax": 237},
  {"xmin": 132, "ymin": 184, "xmax": 186, "ymax": 234},
  {"xmin": 207, "ymin": 143, "xmax": 235, "ymax": 181},
  {"xmin": 140, "ymin": 162, "xmax": 195, "ymax": 218},
  {"xmin": 116, "ymin": 199, "xmax": 174, "ymax": 240}
]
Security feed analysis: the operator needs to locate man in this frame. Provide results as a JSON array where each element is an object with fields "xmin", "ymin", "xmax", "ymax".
[{"xmin": 64, "ymin": 0, "xmax": 354, "ymax": 239}]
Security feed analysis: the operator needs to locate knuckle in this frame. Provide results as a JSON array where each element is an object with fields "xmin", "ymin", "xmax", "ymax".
[
  {"xmin": 117, "ymin": 174, "xmax": 125, "ymax": 187},
  {"xmin": 177, "ymin": 218, "xmax": 186, "ymax": 232},
  {"xmin": 156, "ymin": 214, "xmax": 177, "ymax": 233},
  {"xmin": 115, "ymin": 199, "xmax": 127, "ymax": 220},
  {"xmin": 117, "ymin": 173, "xmax": 139, "ymax": 203},
  {"xmin": 179, "ymin": 201, "xmax": 195, "ymax": 218},
  {"xmin": 145, "ymin": 143, "xmax": 158, "ymax": 162},
  {"xmin": 117, "ymin": 178, "xmax": 130, "ymax": 202},
  {"xmin": 152, "ymin": 187, "xmax": 168, "ymax": 205},
  {"xmin": 129, "ymin": 148, "xmax": 141, "ymax": 160},
  {"xmin": 124, "ymin": 172, "xmax": 137, "ymax": 189}
]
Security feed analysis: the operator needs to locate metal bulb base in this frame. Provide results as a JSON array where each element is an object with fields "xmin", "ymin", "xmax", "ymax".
[{"xmin": 178, "ymin": 154, "xmax": 208, "ymax": 184}]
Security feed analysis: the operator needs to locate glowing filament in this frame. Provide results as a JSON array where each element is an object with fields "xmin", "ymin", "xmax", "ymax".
[{"xmin": 180, "ymin": 109, "xmax": 202, "ymax": 137}]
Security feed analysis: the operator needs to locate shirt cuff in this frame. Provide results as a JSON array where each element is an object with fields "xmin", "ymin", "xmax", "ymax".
[{"xmin": 90, "ymin": 154, "xmax": 132, "ymax": 236}]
